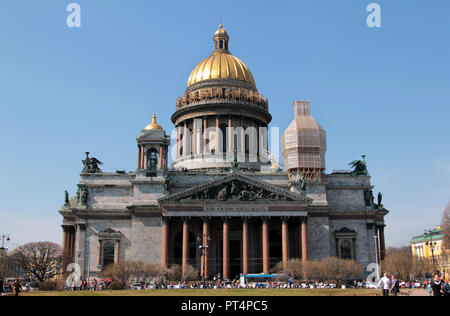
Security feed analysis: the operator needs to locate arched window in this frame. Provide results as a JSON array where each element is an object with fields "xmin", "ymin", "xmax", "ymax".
[
  {"xmin": 340, "ymin": 240, "xmax": 352, "ymax": 259},
  {"xmin": 103, "ymin": 242, "xmax": 115, "ymax": 267},
  {"xmin": 245, "ymin": 134, "xmax": 250, "ymax": 154},
  {"xmin": 147, "ymin": 148, "xmax": 158, "ymax": 170},
  {"xmin": 220, "ymin": 124, "xmax": 227, "ymax": 155}
]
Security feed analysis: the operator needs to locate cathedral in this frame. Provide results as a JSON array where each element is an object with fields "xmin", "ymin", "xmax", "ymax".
[{"xmin": 59, "ymin": 25, "xmax": 388, "ymax": 279}]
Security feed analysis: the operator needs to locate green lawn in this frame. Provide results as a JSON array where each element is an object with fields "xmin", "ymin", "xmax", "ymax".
[{"xmin": 23, "ymin": 288, "xmax": 380, "ymax": 296}]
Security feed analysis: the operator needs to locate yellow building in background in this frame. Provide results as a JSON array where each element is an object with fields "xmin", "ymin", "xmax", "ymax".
[{"xmin": 411, "ymin": 226, "xmax": 449, "ymax": 277}]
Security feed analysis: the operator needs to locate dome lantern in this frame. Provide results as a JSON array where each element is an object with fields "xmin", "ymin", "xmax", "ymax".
[{"xmin": 214, "ymin": 24, "xmax": 229, "ymax": 52}]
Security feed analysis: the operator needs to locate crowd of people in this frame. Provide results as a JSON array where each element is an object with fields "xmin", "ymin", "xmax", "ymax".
[
  {"xmin": 0, "ymin": 278, "xmax": 24, "ymax": 297},
  {"xmin": 378, "ymin": 271, "xmax": 450, "ymax": 296},
  {"xmin": 2, "ymin": 272, "xmax": 449, "ymax": 296}
]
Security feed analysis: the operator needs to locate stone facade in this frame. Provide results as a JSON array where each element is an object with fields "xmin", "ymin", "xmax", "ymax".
[{"xmin": 59, "ymin": 25, "xmax": 388, "ymax": 280}]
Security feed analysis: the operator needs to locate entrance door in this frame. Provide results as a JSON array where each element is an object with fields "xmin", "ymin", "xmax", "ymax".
[{"xmin": 229, "ymin": 240, "xmax": 241, "ymax": 280}]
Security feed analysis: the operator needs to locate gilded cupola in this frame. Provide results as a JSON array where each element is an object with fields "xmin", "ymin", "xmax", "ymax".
[{"xmin": 187, "ymin": 25, "xmax": 256, "ymax": 89}]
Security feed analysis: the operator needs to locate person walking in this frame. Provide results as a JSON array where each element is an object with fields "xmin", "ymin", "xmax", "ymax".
[
  {"xmin": 391, "ymin": 275, "xmax": 400, "ymax": 296},
  {"xmin": 13, "ymin": 279, "xmax": 21, "ymax": 297},
  {"xmin": 379, "ymin": 273, "xmax": 391, "ymax": 296}
]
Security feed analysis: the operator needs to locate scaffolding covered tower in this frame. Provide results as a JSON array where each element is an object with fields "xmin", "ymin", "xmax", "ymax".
[{"xmin": 281, "ymin": 101, "xmax": 327, "ymax": 182}]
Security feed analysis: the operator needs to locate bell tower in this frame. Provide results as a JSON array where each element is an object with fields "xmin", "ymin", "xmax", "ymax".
[
  {"xmin": 136, "ymin": 113, "xmax": 171, "ymax": 171},
  {"xmin": 281, "ymin": 101, "xmax": 327, "ymax": 182}
]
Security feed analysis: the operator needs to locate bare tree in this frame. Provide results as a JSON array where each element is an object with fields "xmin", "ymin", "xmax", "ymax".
[
  {"xmin": 302, "ymin": 257, "xmax": 364, "ymax": 282},
  {"xmin": 381, "ymin": 246, "xmax": 434, "ymax": 281},
  {"xmin": 271, "ymin": 259, "xmax": 303, "ymax": 279},
  {"xmin": 13, "ymin": 242, "xmax": 61, "ymax": 282}
]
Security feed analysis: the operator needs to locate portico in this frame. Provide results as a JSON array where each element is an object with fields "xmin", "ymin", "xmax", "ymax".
[{"xmin": 158, "ymin": 171, "xmax": 311, "ymax": 279}]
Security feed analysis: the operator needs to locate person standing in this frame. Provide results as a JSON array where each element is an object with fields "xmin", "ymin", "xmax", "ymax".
[
  {"xmin": 430, "ymin": 272, "xmax": 442, "ymax": 296},
  {"xmin": 379, "ymin": 273, "xmax": 391, "ymax": 296},
  {"xmin": 391, "ymin": 275, "xmax": 400, "ymax": 296},
  {"xmin": 0, "ymin": 278, "xmax": 4, "ymax": 296},
  {"xmin": 440, "ymin": 275, "xmax": 450, "ymax": 296}
]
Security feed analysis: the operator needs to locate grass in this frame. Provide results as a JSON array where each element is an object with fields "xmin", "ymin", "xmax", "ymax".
[{"xmin": 22, "ymin": 288, "xmax": 380, "ymax": 296}]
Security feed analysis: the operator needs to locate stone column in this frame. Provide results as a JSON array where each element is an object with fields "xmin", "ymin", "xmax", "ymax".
[
  {"xmin": 140, "ymin": 145, "xmax": 145, "ymax": 169},
  {"xmin": 61, "ymin": 225, "xmax": 70, "ymax": 273},
  {"xmin": 301, "ymin": 218, "xmax": 308, "ymax": 261},
  {"xmin": 262, "ymin": 217, "xmax": 270, "ymax": 274},
  {"xmin": 161, "ymin": 217, "xmax": 169, "ymax": 268},
  {"xmin": 137, "ymin": 145, "xmax": 141, "ymax": 169},
  {"xmin": 240, "ymin": 119, "xmax": 245, "ymax": 155},
  {"xmin": 76, "ymin": 223, "xmax": 86, "ymax": 278},
  {"xmin": 114, "ymin": 241, "xmax": 120, "ymax": 264},
  {"xmin": 203, "ymin": 117, "xmax": 208, "ymax": 154},
  {"xmin": 228, "ymin": 117, "xmax": 232, "ymax": 153},
  {"xmin": 379, "ymin": 225, "xmax": 386, "ymax": 260},
  {"xmin": 182, "ymin": 217, "xmax": 190, "ymax": 278},
  {"xmin": 281, "ymin": 217, "xmax": 289, "ymax": 271},
  {"xmin": 215, "ymin": 116, "xmax": 220, "ymax": 154},
  {"xmin": 192, "ymin": 119, "xmax": 196, "ymax": 155},
  {"xmin": 97, "ymin": 240, "xmax": 102, "ymax": 266},
  {"xmin": 67, "ymin": 227, "xmax": 75, "ymax": 264},
  {"xmin": 201, "ymin": 217, "xmax": 209, "ymax": 279},
  {"xmin": 176, "ymin": 126, "xmax": 180, "ymax": 159},
  {"xmin": 242, "ymin": 217, "xmax": 249, "ymax": 275},
  {"xmin": 222, "ymin": 217, "xmax": 230, "ymax": 280},
  {"xmin": 183, "ymin": 121, "xmax": 188, "ymax": 157}
]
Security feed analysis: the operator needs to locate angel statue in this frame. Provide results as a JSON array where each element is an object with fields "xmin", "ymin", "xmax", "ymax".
[
  {"xmin": 82, "ymin": 152, "xmax": 103, "ymax": 173},
  {"xmin": 348, "ymin": 155, "xmax": 369, "ymax": 176}
]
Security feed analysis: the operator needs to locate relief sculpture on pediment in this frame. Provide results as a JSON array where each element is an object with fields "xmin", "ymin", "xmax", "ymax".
[{"xmin": 183, "ymin": 180, "xmax": 292, "ymax": 202}]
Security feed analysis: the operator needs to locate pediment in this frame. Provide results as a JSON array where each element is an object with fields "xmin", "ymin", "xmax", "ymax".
[
  {"xmin": 158, "ymin": 172, "xmax": 311, "ymax": 204},
  {"xmin": 137, "ymin": 131, "xmax": 168, "ymax": 142}
]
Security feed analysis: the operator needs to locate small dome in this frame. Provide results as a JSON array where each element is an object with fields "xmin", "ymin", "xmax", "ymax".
[
  {"xmin": 144, "ymin": 113, "xmax": 164, "ymax": 131},
  {"xmin": 214, "ymin": 24, "xmax": 229, "ymax": 38}
]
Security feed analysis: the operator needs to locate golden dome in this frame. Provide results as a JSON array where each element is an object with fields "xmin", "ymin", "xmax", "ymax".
[
  {"xmin": 144, "ymin": 113, "xmax": 164, "ymax": 131},
  {"xmin": 187, "ymin": 25, "xmax": 256, "ymax": 88}
]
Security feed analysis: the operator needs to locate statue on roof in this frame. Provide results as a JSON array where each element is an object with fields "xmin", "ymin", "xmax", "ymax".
[
  {"xmin": 349, "ymin": 155, "xmax": 369, "ymax": 176},
  {"xmin": 377, "ymin": 192, "xmax": 383, "ymax": 208},
  {"xmin": 299, "ymin": 175, "xmax": 308, "ymax": 192},
  {"xmin": 64, "ymin": 190, "xmax": 69, "ymax": 205},
  {"xmin": 82, "ymin": 152, "xmax": 103, "ymax": 173}
]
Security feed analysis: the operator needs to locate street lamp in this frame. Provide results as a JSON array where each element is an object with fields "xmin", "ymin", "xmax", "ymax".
[
  {"xmin": 196, "ymin": 234, "xmax": 211, "ymax": 281},
  {"xmin": 424, "ymin": 229, "xmax": 437, "ymax": 265},
  {"xmin": 0, "ymin": 235, "xmax": 10, "ymax": 258}
]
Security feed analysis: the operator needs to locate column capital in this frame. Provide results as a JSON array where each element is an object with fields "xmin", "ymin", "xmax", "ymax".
[
  {"xmin": 261, "ymin": 216, "xmax": 270, "ymax": 223},
  {"xmin": 222, "ymin": 216, "xmax": 231, "ymax": 223},
  {"xmin": 241, "ymin": 216, "xmax": 251, "ymax": 223},
  {"xmin": 281, "ymin": 216, "xmax": 290, "ymax": 223},
  {"xmin": 62, "ymin": 225, "xmax": 75, "ymax": 233},
  {"xmin": 201, "ymin": 216, "xmax": 211, "ymax": 223},
  {"xmin": 300, "ymin": 216, "xmax": 308, "ymax": 223},
  {"xmin": 161, "ymin": 216, "xmax": 170, "ymax": 224},
  {"xmin": 182, "ymin": 216, "xmax": 191, "ymax": 224},
  {"xmin": 78, "ymin": 223, "xmax": 86, "ymax": 231}
]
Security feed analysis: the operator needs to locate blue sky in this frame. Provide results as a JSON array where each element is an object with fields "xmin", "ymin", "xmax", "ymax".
[{"xmin": 0, "ymin": 0, "xmax": 448, "ymax": 249}]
